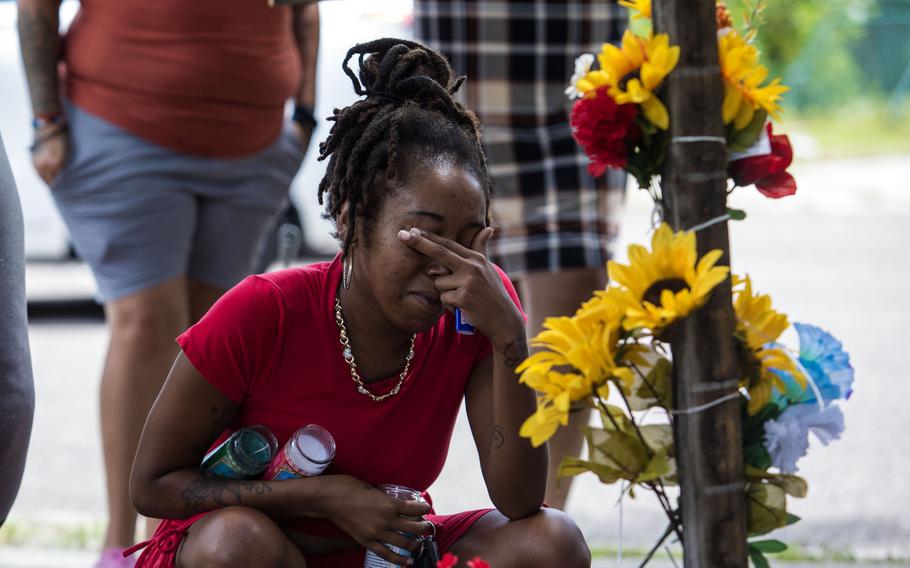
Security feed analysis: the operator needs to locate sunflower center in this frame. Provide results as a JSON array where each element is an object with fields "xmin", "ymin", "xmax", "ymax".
[
  {"xmin": 642, "ymin": 278, "xmax": 688, "ymax": 305},
  {"xmin": 618, "ymin": 69, "xmax": 642, "ymax": 91}
]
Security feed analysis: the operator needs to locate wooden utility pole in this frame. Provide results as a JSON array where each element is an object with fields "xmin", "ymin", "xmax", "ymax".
[{"xmin": 651, "ymin": 0, "xmax": 749, "ymax": 566}]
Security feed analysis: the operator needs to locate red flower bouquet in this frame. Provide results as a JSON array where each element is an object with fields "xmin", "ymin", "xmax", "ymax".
[
  {"xmin": 570, "ymin": 86, "xmax": 640, "ymax": 177},
  {"xmin": 729, "ymin": 123, "xmax": 797, "ymax": 198}
]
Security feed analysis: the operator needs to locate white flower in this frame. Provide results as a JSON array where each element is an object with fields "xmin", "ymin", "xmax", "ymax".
[
  {"xmin": 565, "ymin": 53, "xmax": 596, "ymax": 99},
  {"xmin": 763, "ymin": 403, "xmax": 845, "ymax": 474}
]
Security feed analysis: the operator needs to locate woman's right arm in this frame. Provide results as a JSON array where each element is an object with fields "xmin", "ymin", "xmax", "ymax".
[
  {"xmin": 129, "ymin": 351, "xmax": 329, "ymax": 521},
  {"xmin": 130, "ymin": 352, "xmax": 430, "ymax": 564}
]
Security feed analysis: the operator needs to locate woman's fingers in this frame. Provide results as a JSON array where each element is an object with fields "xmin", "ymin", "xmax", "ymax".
[
  {"xmin": 392, "ymin": 517, "xmax": 433, "ymax": 537},
  {"xmin": 398, "ymin": 229, "xmax": 465, "ymax": 270},
  {"xmin": 470, "ymin": 226, "xmax": 494, "ymax": 256},
  {"xmin": 397, "ymin": 498, "xmax": 431, "ymax": 518},
  {"xmin": 380, "ymin": 529, "xmax": 421, "ymax": 552}
]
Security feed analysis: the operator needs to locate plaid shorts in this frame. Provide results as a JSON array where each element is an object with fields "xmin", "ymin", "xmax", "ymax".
[{"xmin": 415, "ymin": 0, "xmax": 627, "ymax": 278}]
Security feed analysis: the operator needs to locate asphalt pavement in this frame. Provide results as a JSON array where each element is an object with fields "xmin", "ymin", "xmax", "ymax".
[{"xmin": 4, "ymin": 155, "xmax": 910, "ymax": 567}]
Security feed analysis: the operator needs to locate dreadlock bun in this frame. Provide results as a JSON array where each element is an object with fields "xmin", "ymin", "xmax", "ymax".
[{"xmin": 317, "ymin": 38, "xmax": 491, "ymax": 253}]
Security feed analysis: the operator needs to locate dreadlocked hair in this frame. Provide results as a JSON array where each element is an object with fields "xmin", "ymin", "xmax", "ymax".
[{"xmin": 317, "ymin": 38, "xmax": 493, "ymax": 253}]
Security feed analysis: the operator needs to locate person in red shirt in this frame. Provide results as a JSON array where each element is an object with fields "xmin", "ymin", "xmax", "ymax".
[
  {"xmin": 128, "ymin": 39, "xmax": 592, "ymax": 567},
  {"xmin": 17, "ymin": 1, "xmax": 318, "ymax": 565}
]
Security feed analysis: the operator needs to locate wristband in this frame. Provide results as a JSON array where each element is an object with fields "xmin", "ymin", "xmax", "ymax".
[
  {"xmin": 32, "ymin": 112, "xmax": 66, "ymax": 130},
  {"xmin": 292, "ymin": 104, "xmax": 318, "ymax": 129},
  {"xmin": 29, "ymin": 124, "xmax": 68, "ymax": 153}
]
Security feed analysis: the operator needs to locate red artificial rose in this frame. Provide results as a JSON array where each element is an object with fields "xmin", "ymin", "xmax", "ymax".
[
  {"xmin": 466, "ymin": 558, "xmax": 491, "ymax": 568},
  {"xmin": 570, "ymin": 86, "xmax": 640, "ymax": 177},
  {"xmin": 728, "ymin": 122, "xmax": 797, "ymax": 198},
  {"xmin": 437, "ymin": 552, "xmax": 459, "ymax": 568}
]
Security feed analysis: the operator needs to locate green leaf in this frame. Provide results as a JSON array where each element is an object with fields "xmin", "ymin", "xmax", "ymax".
[
  {"xmin": 627, "ymin": 355, "xmax": 673, "ymax": 411},
  {"xmin": 746, "ymin": 466, "xmax": 809, "ymax": 499},
  {"xmin": 727, "ymin": 207, "xmax": 748, "ymax": 221},
  {"xmin": 727, "ymin": 109, "xmax": 768, "ymax": 151},
  {"xmin": 593, "ymin": 430, "xmax": 650, "ymax": 475},
  {"xmin": 637, "ymin": 449, "xmax": 673, "ymax": 483},
  {"xmin": 746, "ymin": 482, "xmax": 789, "ymax": 535},
  {"xmin": 786, "ymin": 513, "xmax": 801, "ymax": 526},
  {"xmin": 750, "ymin": 539, "xmax": 788, "ymax": 554},
  {"xmin": 640, "ymin": 424, "xmax": 674, "ymax": 454},
  {"xmin": 748, "ymin": 547, "xmax": 771, "ymax": 568},
  {"xmin": 597, "ymin": 404, "xmax": 636, "ymax": 433},
  {"xmin": 558, "ymin": 457, "xmax": 624, "ymax": 484}
]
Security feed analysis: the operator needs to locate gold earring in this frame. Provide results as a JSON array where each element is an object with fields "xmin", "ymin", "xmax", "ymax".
[{"xmin": 342, "ymin": 250, "xmax": 353, "ymax": 289}]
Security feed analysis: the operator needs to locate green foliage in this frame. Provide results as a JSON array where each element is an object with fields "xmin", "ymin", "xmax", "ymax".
[
  {"xmin": 626, "ymin": 116, "xmax": 669, "ymax": 190},
  {"xmin": 726, "ymin": 0, "xmax": 891, "ymax": 112},
  {"xmin": 727, "ymin": 109, "xmax": 768, "ymax": 152},
  {"xmin": 558, "ymin": 404, "xmax": 676, "ymax": 487},
  {"xmin": 748, "ymin": 539, "xmax": 788, "ymax": 568},
  {"xmin": 742, "ymin": 401, "xmax": 780, "ymax": 470}
]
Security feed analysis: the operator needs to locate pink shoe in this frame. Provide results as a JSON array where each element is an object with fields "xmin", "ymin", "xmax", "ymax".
[{"xmin": 94, "ymin": 548, "xmax": 137, "ymax": 568}]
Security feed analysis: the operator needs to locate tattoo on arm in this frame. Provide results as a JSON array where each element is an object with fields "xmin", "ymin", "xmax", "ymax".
[
  {"xmin": 502, "ymin": 337, "xmax": 529, "ymax": 370},
  {"xmin": 181, "ymin": 478, "xmax": 272, "ymax": 517},
  {"xmin": 189, "ymin": 405, "xmax": 236, "ymax": 456},
  {"xmin": 490, "ymin": 425, "xmax": 505, "ymax": 450},
  {"xmin": 17, "ymin": 2, "xmax": 63, "ymax": 115}
]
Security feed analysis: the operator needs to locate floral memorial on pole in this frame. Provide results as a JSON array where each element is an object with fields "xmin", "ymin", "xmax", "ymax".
[{"xmin": 518, "ymin": 1, "xmax": 854, "ymax": 566}]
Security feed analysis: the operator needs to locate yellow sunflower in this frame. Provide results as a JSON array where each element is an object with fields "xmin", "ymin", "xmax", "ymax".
[
  {"xmin": 607, "ymin": 223, "xmax": 729, "ymax": 332},
  {"xmin": 575, "ymin": 30, "xmax": 680, "ymax": 129},
  {"xmin": 718, "ymin": 30, "xmax": 789, "ymax": 129},
  {"xmin": 518, "ymin": 305, "xmax": 634, "ymax": 447},
  {"xmin": 733, "ymin": 275, "xmax": 806, "ymax": 414},
  {"xmin": 619, "ymin": 0, "xmax": 651, "ymax": 20}
]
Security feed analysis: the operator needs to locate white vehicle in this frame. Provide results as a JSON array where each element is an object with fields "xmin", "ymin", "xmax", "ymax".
[{"xmin": 0, "ymin": 0, "xmax": 413, "ymax": 264}]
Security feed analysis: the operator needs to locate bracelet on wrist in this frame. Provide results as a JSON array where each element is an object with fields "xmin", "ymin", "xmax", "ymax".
[
  {"xmin": 292, "ymin": 104, "xmax": 318, "ymax": 129},
  {"xmin": 32, "ymin": 112, "xmax": 66, "ymax": 130},
  {"xmin": 29, "ymin": 124, "xmax": 68, "ymax": 153}
]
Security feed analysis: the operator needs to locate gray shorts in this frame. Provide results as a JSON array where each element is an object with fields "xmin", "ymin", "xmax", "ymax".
[{"xmin": 51, "ymin": 103, "xmax": 303, "ymax": 302}]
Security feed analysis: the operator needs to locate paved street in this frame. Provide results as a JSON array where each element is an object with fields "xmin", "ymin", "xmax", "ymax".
[{"xmin": 4, "ymin": 155, "xmax": 910, "ymax": 566}]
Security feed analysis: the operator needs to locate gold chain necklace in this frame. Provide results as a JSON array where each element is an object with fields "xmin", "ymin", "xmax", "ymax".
[{"xmin": 334, "ymin": 295, "xmax": 416, "ymax": 402}]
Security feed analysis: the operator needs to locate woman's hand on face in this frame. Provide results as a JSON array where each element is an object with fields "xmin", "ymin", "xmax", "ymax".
[
  {"xmin": 397, "ymin": 227, "xmax": 523, "ymax": 348},
  {"xmin": 321, "ymin": 475, "xmax": 431, "ymax": 565}
]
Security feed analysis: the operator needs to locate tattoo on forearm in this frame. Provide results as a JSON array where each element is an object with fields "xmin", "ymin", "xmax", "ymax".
[
  {"xmin": 181, "ymin": 478, "xmax": 272, "ymax": 517},
  {"xmin": 491, "ymin": 425, "xmax": 505, "ymax": 450},
  {"xmin": 502, "ymin": 337, "xmax": 529, "ymax": 370},
  {"xmin": 17, "ymin": 3, "xmax": 62, "ymax": 114}
]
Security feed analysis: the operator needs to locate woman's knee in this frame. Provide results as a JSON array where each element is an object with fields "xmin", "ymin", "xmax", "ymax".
[
  {"xmin": 517, "ymin": 509, "xmax": 591, "ymax": 568},
  {"xmin": 181, "ymin": 507, "xmax": 301, "ymax": 568}
]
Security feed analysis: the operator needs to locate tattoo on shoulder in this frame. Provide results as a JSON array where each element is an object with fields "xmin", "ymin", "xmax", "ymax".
[
  {"xmin": 502, "ymin": 337, "xmax": 529, "ymax": 370},
  {"xmin": 491, "ymin": 425, "xmax": 505, "ymax": 450},
  {"xmin": 181, "ymin": 478, "xmax": 272, "ymax": 517}
]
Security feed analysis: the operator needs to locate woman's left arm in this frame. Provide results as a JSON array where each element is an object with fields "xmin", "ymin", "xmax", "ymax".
[{"xmin": 398, "ymin": 228, "xmax": 547, "ymax": 519}]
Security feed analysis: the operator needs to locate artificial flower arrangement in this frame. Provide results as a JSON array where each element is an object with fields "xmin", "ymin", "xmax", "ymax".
[
  {"xmin": 566, "ymin": 0, "xmax": 796, "ymax": 205},
  {"xmin": 517, "ymin": 3, "xmax": 853, "ymax": 565},
  {"xmin": 518, "ymin": 225, "xmax": 854, "ymax": 566}
]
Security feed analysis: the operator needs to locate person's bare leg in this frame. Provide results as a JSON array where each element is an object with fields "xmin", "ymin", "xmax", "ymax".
[
  {"xmin": 522, "ymin": 267, "xmax": 607, "ymax": 510},
  {"xmin": 100, "ymin": 276, "xmax": 190, "ymax": 549},
  {"xmin": 137, "ymin": 278, "xmax": 226, "ymax": 541}
]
